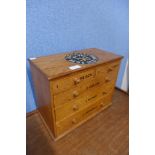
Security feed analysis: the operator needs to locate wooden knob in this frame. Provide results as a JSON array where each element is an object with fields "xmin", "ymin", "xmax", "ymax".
[
  {"xmin": 72, "ymin": 118, "xmax": 77, "ymax": 124},
  {"xmin": 73, "ymin": 91, "xmax": 79, "ymax": 97},
  {"xmin": 102, "ymin": 91, "xmax": 107, "ymax": 95},
  {"xmin": 73, "ymin": 105, "xmax": 79, "ymax": 111},
  {"xmin": 74, "ymin": 78, "xmax": 80, "ymax": 84},
  {"xmin": 107, "ymin": 68, "xmax": 113, "ymax": 72},
  {"xmin": 100, "ymin": 102, "xmax": 104, "ymax": 107},
  {"xmin": 105, "ymin": 77, "xmax": 110, "ymax": 83}
]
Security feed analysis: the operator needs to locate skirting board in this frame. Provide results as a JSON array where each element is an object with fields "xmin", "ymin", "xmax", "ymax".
[{"xmin": 115, "ymin": 86, "xmax": 128, "ymax": 94}]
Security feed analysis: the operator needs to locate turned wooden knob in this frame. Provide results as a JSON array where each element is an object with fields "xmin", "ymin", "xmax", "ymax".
[
  {"xmin": 72, "ymin": 118, "xmax": 77, "ymax": 124},
  {"xmin": 107, "ymin": 68, "xmax": 113, "ymax": 72},
  {"xmin": 100, "ymin": 102, "xmax": 104, "ymax": 107},
  {"xmin": 105, "ymin": 77, "xmax": 110, "ymax": 82},
  {"xmin": 73, "ymin": 105, "xmax": 79, "ymax": 111},
  {"xmin": 74, "ymin": 78, "xmax": 80, "ymax": 84},
  {"xmin": 102, "ymin": 91, "xmax": 107, "ymax": 95},
  {"xmin": 73, "ymin": 91, "xmax": 79, "ymax": 97}
]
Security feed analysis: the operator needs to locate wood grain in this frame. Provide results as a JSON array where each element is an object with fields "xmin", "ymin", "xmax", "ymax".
[
  {"xmin": 51, "ymin": 67, "xmax": 96, "ymax": 94},
  {"xmin": 29, "ymin": 48, "xmax": 123, "ymax": 139},
  {"xmin": 29, "ymin": 63, "xmax": 56, "ymax": 137},
  {"xmin": 29, "ymin": 48, "xmax": 123, "ymax": 80},
  {"xmin": 56, "ymin": 94, "xmax": 113, "ymax": 135},
  {"xmin": 26, "ymin": 89, "xmax": 129, "ymax": 155},
  {"xmin": 54, "ymin": 83, "xmax": 114, "ymax": 122}
]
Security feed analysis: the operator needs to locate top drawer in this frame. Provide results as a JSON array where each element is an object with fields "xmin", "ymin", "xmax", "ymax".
[
  {"xmin": 50, "ymin": 68, "xmax": 96, "ymax": 94},
  {"xmin": 96, "ymin": 60, "xmax": 121, "ymax": 82}
]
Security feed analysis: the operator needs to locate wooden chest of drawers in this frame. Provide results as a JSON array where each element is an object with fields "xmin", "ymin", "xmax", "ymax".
[{"xmin": 29, "ymin": 48, "xmax": 123, "ymax": 140}]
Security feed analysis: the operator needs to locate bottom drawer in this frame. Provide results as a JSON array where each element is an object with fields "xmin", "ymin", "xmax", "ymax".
[{"xmin": 56, "ymin": 93, "xmax": 113, "ymax": 136}]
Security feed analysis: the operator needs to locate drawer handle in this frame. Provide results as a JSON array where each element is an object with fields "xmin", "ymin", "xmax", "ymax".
[
  {"xmin": 102, "ymin": 91, "xmax": 107, "ymax": 95},
  {"xmin": 73, "ymin": 91, "xmax": 79, "ymax": 97},
  {"xmin": 74, "ymin": 78, "xmax": 80, "ymax": 84},
  {"xmin": 107, "ymin": 68, "xmax": 113, "ymax": 72},
  {"xmin": 73, "ymin": 105, "xmax": 79, "ymax": 111},
  {"xmin": 105, "ymin": 77, "xmax": 111, "ymax": 83},
  {"xmin": 72, "ymin": 118, "xmax": 77, "ymax": 124},
  {"xmin": 100, "ymin": 102, "xmax": 105, "ymax": 107}
]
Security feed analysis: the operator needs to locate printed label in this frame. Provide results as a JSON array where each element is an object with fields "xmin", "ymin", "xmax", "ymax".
[
  {"xmin": 69, "ymin": 65, "xmax": 81, "ymax": 70},
  {"xmin": 88, "ymin": 95, "xmax": 97, "ymax": 101},
  {"xmin": 29, "ymin": 57, "xmax": 37, "ymax": 60},
  {"xmin": 86, "ymin": 82, "xmax": 100, "ymax": 89},
  {"xmin": 79, "ymin": 73, "xmax": 93, "ymax": 80}
]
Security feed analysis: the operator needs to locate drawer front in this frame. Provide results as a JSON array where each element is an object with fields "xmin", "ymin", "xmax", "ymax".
[
  {"xmin": 53, "ymin": 78, "xmax": 103, "ymax": 108},
  {"xmin": 56, "ymin": 94, "xmax": 112, "ymax": 135},
  {"xmin": 105, "ymin": 60, "xmax": 120, "ymax": 82},
  {"xmin": 51, "ymin": 68, "xmax": 96, "ymax": 95},
  {"xmin": 53, "ymin": 78, "xmax": 114, "ymax": 108},
  {"xmin": 96, "ymin": 60, "xmax": 121, "ymax": 84},
  {"xmin": 95, "ymin": 63, "xmax": 107, "ymax": 80},
  {"xmin": 50, "ymin": 61, "xmax": 120, "ymax": 95},
  {"xmin": 54, "ymin": 82, "xmax": 114, "ymax": 122},
  {"xmin": 55, "ymin": 97, "xmax": 86, "ymax": 122}
]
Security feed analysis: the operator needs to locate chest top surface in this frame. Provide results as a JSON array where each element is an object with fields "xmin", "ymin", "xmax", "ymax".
[{"xmin": 29, "ymin": 48, "xmax": 123, "ymax": 80}]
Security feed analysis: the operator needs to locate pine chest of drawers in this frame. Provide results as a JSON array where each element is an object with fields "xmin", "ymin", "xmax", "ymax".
[{"xmin": 29, "ymin": 48, "xmax": 123, "ymax": 140}]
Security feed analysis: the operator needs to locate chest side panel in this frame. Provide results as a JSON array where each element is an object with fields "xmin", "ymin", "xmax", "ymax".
[{"xmin": 29, "ymin": 63, "xmax": 56, "ymax": 136}]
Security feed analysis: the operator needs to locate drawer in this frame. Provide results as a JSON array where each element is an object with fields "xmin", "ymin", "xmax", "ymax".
[
  {"xmin": 51, "ymin": 68, "xmax": 96, "ymax": 94},
  {"xmin": 85, "ymin": 82, "xmax": 114, "ymax": 102},
  {"xmin": 55, "ymin": 97, "xmax": 86, "ymax": 122},
  {"xmin": 95, "ymin": 64, "xmax": 107, "ymax": 80},
  {"xmin": 54, "ymin": 82, "xmax": 114, "ymax": 121},
  {"xmin": 98, "ymin": 92, "xmax": 113, "ymax": 108},
  {"xmin": 53, "ymin": 78, "xmax": 103, "ymax": 107},
  {"xmin": 53, "ymin": 79, "xmax": 114, "ymax": 108},
  {"xmin": 85, "ymin": 81, "xmax": 114, "ymax": 108},
  {"xmin": 56, "ymin": 94, "xmax": 112, "ymax": 135},
  {"xmin": 56, "ymin": 99, "xmax": 100, "ymax": 135},
  {"xmin": 96, "ymin": 60, "xmax": 121, "ymax": 84}
]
